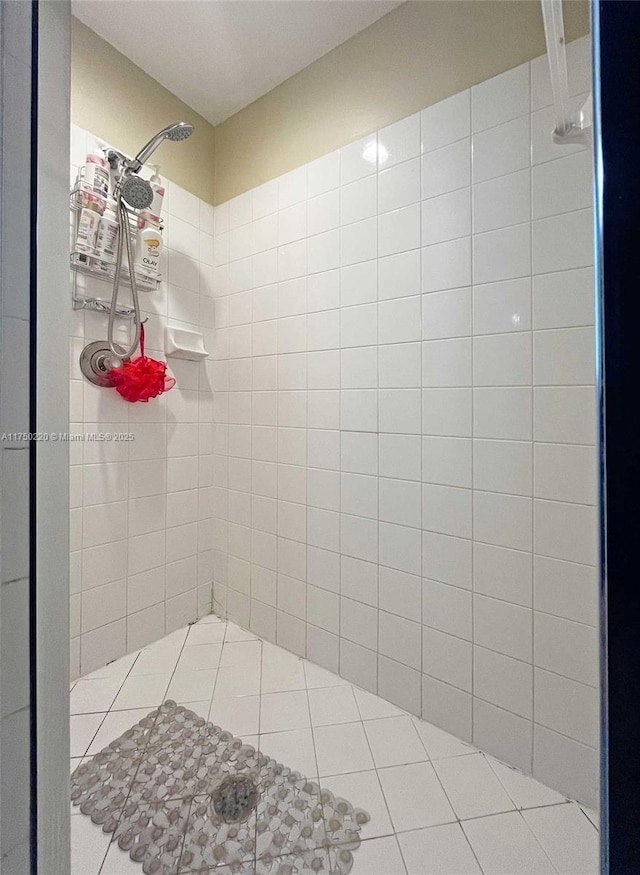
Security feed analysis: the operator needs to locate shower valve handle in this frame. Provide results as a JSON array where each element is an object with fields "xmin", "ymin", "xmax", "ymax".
[{"xmin": 79, "ymin": 341, "xmax": 128, "ymax": 387}]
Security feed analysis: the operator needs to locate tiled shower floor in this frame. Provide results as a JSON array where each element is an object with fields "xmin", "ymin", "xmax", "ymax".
[{"xmin": 70, "ymin": 615, "xmax": 599, "ymax": 874}]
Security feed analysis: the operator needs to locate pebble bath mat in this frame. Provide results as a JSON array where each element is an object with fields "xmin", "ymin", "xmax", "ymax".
[{"xmin": 71, "ymin": 701, "xmax": 371, "ymax": 874}]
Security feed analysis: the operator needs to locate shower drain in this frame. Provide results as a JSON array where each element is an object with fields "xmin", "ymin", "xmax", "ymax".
[{"xmin": 212, "ymin": 773, "xmax": 259, "ymax": 822}]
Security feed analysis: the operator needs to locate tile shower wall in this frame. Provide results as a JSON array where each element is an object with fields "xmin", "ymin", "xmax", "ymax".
[
  {"xmin": 69, "ymin": 125, "xmax": 216, "ymax": 680},
  {"xmin": 210, "ymin": 36, "xmax": 598, "ymax": 805}
]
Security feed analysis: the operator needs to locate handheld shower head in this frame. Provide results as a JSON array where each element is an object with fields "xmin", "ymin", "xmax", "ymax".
[
  {"xmin": 166, "ymin": 122, "xmax": 194, "ymax": 142},
  {"xmin": 120, "ymin": 174, "xmax": 154, "ymax": 210},
  {"xmin": 127, "ymin": 122, "xmax": 194, "ymax": 173}
]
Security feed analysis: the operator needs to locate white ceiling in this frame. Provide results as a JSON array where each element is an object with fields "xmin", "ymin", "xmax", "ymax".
[{"xmin": 72, "ymin": 0, "xmax": 403, "ymax": 125}]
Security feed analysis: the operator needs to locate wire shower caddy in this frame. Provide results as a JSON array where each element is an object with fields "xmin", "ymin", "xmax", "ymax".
[{"xmin": 70, "ymin": 166, "xmax": 164, "ymax": 320}]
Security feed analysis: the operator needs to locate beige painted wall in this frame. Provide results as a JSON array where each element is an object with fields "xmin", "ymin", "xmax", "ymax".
[
  {"xmin": 71, "ymin": 2, "xmax": 589, "ymax": 205},
  {"xmin": 214, "ymin": 0, "xmax": 589, "ymax": 203},
  {"xmin": 71, "ymin": 18, "xmax": 216, "ymax": 204}
]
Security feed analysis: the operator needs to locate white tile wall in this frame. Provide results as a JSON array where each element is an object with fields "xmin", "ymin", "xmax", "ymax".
[
  {"xmin": 207, "ymin": 38, "xmax": 597, "ymax": 805},
  {"xmin": 69, "ymin": 126, "xmax": 216, "ymax": 679}
]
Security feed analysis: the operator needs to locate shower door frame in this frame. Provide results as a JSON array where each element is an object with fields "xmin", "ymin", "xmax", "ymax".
[
  {"xmin": 29, "ymin": 1, "xmax": 72, "ymax": 872},
  {"xmin": 595, "ymin": 0, "xmax": 640, "ymax": 872}
]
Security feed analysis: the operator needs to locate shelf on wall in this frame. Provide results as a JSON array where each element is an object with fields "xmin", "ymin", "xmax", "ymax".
[{"xmin": 165, "ymin": 325, "xmax": 208, "ymax": 360}]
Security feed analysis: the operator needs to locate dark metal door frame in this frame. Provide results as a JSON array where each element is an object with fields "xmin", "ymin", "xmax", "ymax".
[{"xmin": 595, "ymin": 1, "xmax": 640, "ymax": 871}]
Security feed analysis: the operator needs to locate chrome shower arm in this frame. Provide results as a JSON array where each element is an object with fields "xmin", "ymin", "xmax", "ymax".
[
  {"xmin": 126, "ymin": 122, "xmax": 194, "ymax": 174},
  {"xmin": 127, "ymin": 127, "xmax": 174, "ymax": 173}
]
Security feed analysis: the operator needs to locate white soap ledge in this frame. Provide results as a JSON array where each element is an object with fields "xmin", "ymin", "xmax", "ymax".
[{"xmin": 164, "ymin": 326, "xmax": 208, "ymax": 360}]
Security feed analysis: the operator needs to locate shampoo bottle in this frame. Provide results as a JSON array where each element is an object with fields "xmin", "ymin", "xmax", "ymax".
[
  {"xmin": 75, "ymin": 193, "xmax": 105, "ymax": 257},
  {"xmin": 82, "ymin": 151, "xmax": 110, "ymax": 198},
  {"xmin": 94, "ymin": 199, "xmax": 120, "ymax": 270}
]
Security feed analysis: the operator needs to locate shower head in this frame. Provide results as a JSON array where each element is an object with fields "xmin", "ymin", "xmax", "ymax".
[
  {"xmin": 120, "ymin": 174, "xmax": 154, "ymax": 210},
  {"xmin": 126, "ymin": 122, "xmax": 194, "ymax": 173},
  {"xmin": 166, "ymin": 122, "xmax": 194, "ymax": 142}
]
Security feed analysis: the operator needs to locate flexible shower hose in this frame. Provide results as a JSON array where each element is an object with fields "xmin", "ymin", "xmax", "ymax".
[{"xmin": 107, "ymin": 190, "xmax": 141, "ymax": 360}]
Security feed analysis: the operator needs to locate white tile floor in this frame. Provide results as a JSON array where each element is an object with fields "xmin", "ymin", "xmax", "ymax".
[{"xmin": 70, "ymin": 615, "xmax": 599, "ymax": 875}]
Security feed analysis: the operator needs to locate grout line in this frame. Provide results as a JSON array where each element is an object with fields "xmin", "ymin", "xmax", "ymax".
[
  {"xmin": 514, "ymin": 808, "xmax": 563, "ymax": 874},
  {"xmin": 301, "ymin": 666, "xmax": 321, "ymax": 785},
  {"xmin": 469, "ymin": 111, "xmax": 476, "ymax": 749},
  {"xmin": 206, "ymin": 620, "xmax": 229, "ymax": 722},
  {"xmin": 93, "ymin": 645, "xmax": 174, "ymax": 875},
  {"xmin": 248, "ymin": 619, "xmax": 262, "ymax": 875},
  {"xmin": 374, "ymin": 143, "xmax": 381, "ymax": 702},
  {"xmin": 336, "ymin": 173, "xmax": 344, "ymax": 690},
  {"xmin": 529, "ymin": 81, "xmax": 537, "ymax": 776},
  {"xmin": 578, "ymin": 804, "xmax": 600, "ymax": 832},
  {"xmin": 419, "ymin": 131, "xmax": 425, "ymax": 728},
  {"xmin": 347, "ymin": 677, "xmax": 407, "ymax": 873},
  {"xmin": 72, "ymin": 649, "xmax": 143, "ymax": 754},
  {"xmin": 157, "ymin": 626, "xmax": 194, "ymax": 704}
]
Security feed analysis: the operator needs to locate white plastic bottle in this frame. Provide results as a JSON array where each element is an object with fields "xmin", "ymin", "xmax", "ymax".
[
  {"xmin": 94, "ymin": 199, "xmax": 120, "ymax": 270},
  {"xmin": 82, "ymin": 151, "xmax": 110, "ymax": 198},
  {"xmin": 149, "ymin": 166, "xmax": 165, "ymax": 217},
  {"xmin": 75, "ymin": 193, "xmax": 104, "ymax": 256},
  {"xmin": 135, "ymin": 215, "xmax": 163, "ymax": 279}
]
